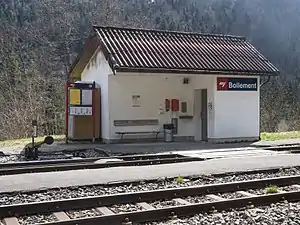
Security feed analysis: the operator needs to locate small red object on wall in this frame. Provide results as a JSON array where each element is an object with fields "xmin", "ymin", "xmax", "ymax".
[
  {"xmin": 165, "ymin": 99, "xmax": 171, "ymax": 112},
  {"xmin": 171, "ymin": 99, "xmax": 180, "ymax": 112},
  {"xmin": 217, "ymin": 77, "xmax": 229, "ymax": 91}
]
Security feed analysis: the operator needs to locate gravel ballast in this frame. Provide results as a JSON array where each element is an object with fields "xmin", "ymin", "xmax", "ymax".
[
  {"xmin": 150, "ymin": 199, "xmax": 184, "ymax": 209},
  {"xmin": 281, "ymin": 185, "xmax": 300, "ymax": 192},
  {"xmin": 248, "ymin": 188, "xmax": 272, "ymax": 195},
  {"xmin": 0, "ymin": 155, "xmax": 20, "ymax": 163},
  {"xmin": 18, "ymin": 214, "xmax": 57, "ymax": 225},
  {"xmin": 109, "ymin": 204, "xmax": 144, "ymax": 214},
  {"xmin": 1, "ymin": 167, "xmax": 300, "ymax": 206},
  {"xmin": 0, "ymin": 149, "xmax": 107, "ymax": 164},
  {"xmin": 66, "ymin": 208, "xmax": 101, "ymax": 219},
  {"xmin": 218, "ymin": 191, "xmax": 245, "ymax": 199},
  {"xmin": 182, "ymin": 195, "xmax": 213, "ymax": 204},
  {"xmin": 141, "ymin": 202, "xmax": 300, "ymax": 225}
]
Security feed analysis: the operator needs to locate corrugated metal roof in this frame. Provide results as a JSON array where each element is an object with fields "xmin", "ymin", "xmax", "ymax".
[{"xmin": 93, "ymin": 26, "xmax": 279, "ymax": 75}]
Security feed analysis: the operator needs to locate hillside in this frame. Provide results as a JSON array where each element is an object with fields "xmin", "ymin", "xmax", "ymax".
[{"xmin": 0, "ymin": 0, "xmax": 300, "ymax": 140}]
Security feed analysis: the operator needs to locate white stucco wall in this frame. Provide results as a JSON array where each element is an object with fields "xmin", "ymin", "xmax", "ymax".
[
  {"xmin": 213, "ymin": 76, "xmax": 260, "ymax": 139},
  {"xmin": 108, "ymin": 73, "xmax": 260, "ymax": 141},
  {"xmin": 79, "ymin": 49, "xmax": 260, "ymax": 142},
  {"xmin": 108, "ymin": 73, "xmax": 215, "ymax": 140},
  {"xmin": 80, "ymin": 48, "xmax": 112, "ymax": 139}
]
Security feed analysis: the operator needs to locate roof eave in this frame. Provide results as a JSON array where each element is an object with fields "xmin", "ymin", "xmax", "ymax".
[
  {"xmin": 68, "ymin": 29, "xmax": 100, "ymax": 81},
  {"xmin": 115, "ymin": 67, "xmax": 280, "ymax": 76}
]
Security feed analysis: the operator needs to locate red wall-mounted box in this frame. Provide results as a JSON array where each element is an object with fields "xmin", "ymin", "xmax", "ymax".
[{"xmin": 171, "ymin": 99, "xmax": 180, "ymax": 112}]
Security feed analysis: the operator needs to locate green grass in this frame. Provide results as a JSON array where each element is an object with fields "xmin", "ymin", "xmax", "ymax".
[
  {"xmin": 0, "ymin": 135, "xmax": 65, "ymax": 148},
  {"xmin": 175, "ymin": 176, "xmax": 185, "ymax": 184},
  {"xmin": 260, "ymin": 131, "xmax": 300, "ymax": 141},
  {"xmin": 264, "ymin": 185, "xmax": 279, "ymax": 194}
]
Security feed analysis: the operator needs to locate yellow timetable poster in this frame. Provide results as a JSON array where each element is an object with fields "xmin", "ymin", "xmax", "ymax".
[{"xmin": 69, "ymin": 89, "xmax": 81, "ymax": 105}]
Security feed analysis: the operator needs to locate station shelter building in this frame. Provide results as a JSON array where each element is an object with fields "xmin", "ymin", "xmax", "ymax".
[{"xmin": 67, "ymin": 26, "xmax": 279, "ymax": 144}]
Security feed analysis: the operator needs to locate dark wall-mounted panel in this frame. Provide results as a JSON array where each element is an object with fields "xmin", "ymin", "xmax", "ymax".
[{"xmin": 171, "ymin": 118, "xmax": 178, "ymax": 134}]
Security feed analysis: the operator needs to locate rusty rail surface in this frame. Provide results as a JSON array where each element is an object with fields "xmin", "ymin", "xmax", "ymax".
[{"xmin": 1, "ymin": 174, "xmax": 300, "ymax": 224}]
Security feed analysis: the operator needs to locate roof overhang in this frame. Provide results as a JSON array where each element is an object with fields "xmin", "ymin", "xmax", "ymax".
[
  {"xmin": 68, "ymin": 26, "xmax": 280, "ymax": 80},
  {"xmin": 68, "ymin": 30, "xmax": 100, "ymax": 81},
  {"xmin": 114, "ymin": 67, "xmax": 280, "ymax": 76}
]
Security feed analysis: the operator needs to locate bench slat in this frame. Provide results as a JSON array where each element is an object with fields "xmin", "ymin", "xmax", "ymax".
[
  {"xmin": 116, "ymin": 131, "xmax": 160, "ymax": 134},
  {"xmin": 115, "ymin": 131, "xmax": 161, "ymax": 142}
]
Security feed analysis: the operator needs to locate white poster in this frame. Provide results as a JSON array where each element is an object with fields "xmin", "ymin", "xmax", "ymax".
[
  {"xmin": 69, "ymin": 107, "xmax": 92, "ymax": 116},
  {"xmin": 81, "ymin": 89, "xmax": 93, "ymax": 105}
]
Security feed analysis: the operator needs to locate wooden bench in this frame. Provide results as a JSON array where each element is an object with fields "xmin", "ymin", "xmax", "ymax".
[{"xmin": 115, "ymin": 131, "xmax": 161, "ymax": 141}]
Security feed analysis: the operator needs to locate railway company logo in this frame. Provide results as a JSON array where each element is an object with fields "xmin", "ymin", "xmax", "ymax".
[
  {"xmin": 217, "ymin": 77, "xmax": 229, "ymax": 90},
  {"xmin": 217, "ymin": 77, "xmax": 258, "ymax": 91}
]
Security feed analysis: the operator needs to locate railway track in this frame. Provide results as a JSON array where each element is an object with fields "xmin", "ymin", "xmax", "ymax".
[
  {"xmin": 0, "ymin": 153, "xmax": 204, "ymax": 175},
  {"xmin": 263, "ymin": 144, "xmax": 300, "ymax": 152},
  {"xmin": 1, "ymin": 144, "xmax": 300, "ymax": 176},
  {"xmin": 2, "ymin": 173, "xmax": 300, "ymax": 225}
]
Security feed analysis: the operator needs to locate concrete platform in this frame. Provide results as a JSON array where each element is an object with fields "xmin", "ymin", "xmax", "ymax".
[
  {"xmin": 176, "ymin": 148, "xmax": 287, "ymax": 159},
  {"xmin": 1, "ymin": 153, "xmax": 300, "ymax": 193}
]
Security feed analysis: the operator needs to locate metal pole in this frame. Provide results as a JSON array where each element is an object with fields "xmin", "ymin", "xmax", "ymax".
[
  {"xmin": 65, "ymin": 82, "xmax": 69, "ymax": 144},
  {"xmin": 31, "ymin": 136, "xmax": 34, "ymax": 149},
  {"xmin": 31, "ymin": 120, "xmax": 38, "ymax": 160},
  {"xmin": 92, "ymin": 82, "xmax": 96, "ymax": 143},
  {"xmin": 32, "ymin": 120, "xmax": 37, "ymax": 147}
]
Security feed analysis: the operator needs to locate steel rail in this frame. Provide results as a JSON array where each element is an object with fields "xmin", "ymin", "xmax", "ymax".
[
  {"xmin": 0, "ymin": 156, "xmax": 203, "ymax": 176},
  {"xmin": 264, "ymin": 145, "xmax": 300, "ymax": 151},
  {"xmin": 39, "ymin": 191, "xmax": 300, "ymax": 225},
  {"xmin": 1, "ymin": 174, "xmax": 300, "ymax": 218},
  {"xmin": 0, "ymin": 153, "xmax": 185, "ymax": 168},
  {"xmin": 36, "ymin": 191, "xmax": 300, "ymax": 225}
]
